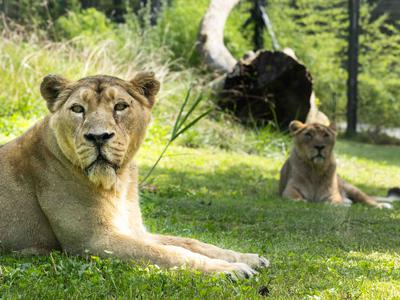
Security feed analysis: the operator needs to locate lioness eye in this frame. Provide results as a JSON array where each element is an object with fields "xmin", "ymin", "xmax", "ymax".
[
  {"xmin": 305, "ymin": 132, "xmax": 313, "ymax": 139},
  {"xmin": 71, "ymin": 104, "xmax": 85, "ymax": 114},
  {"xmin": 115, "ymin": 102, "xmax": 129, "ymax": 111}
]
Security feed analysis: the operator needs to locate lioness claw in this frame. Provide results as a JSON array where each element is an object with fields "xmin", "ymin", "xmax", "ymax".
[
  {"xmin": 225, "ymin": 262, "xmax": 257, "ymax": 280},
  {"xmin": 239, "ymin": 253, "xmax": 270, "ymax": 269},
  {"xmin": 377, "ymin": 202, "xmax": 393, "ymax": 209}
]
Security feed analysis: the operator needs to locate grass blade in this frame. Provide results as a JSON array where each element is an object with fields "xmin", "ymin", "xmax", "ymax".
[
  {"xmin": 140, "ymin": 140, "xmax": 171, "ymax": 186},
  {"xmin": 174, "ymin": 94, "xmax": 204, "ymax": 136},
  {"xmin": 141, "ymin": 88, "xmax": 210, "ymax": 186},
  {"xmin": 174, "ymin": 109, "xmax": 212, "ymax": 140},
  {"xmin": 172, "ymin": 86, "xmax": 192, "ymax": 138}
]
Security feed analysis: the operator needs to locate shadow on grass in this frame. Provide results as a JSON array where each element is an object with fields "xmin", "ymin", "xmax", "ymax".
[
  {"xmin": 140, "ymin": 162, "xmax": 400, "ymax": 256},
  {"xmin": 0, "ymin": 157, "xmax": 398, "ymax": 298}
]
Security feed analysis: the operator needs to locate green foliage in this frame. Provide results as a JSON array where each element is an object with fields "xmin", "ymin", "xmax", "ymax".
[
  {"xmin": 151, "ymin": 0, "xmax": 210, "ymax": 66},
  {"xmin": 55, "ymin": 8, "xmax": 114, "ymax": 40},
  {"xmin": 0, "ymin": 15, "xmax": 286, "ymax": 156},
  {"xmin": 264, "ymin": 0, "xmax": 400, "ymax": 128},
  {"xmin": 358, "ymin": 8, "xmax": 400, "ymax": 128},
  {"xmin": 1, "ymin": 0, "xmax": 80, "ymax": 30},
  {"xmin": 139, "ymin": 0, "xmax": 400, "ymax": 129},
  {"xmin": 3, "ymin": 0, "xmax": 400, "ymax": 128},
  {"xmin": 225, "ymin": 1, "xmax": 254, "ymax": 59}
]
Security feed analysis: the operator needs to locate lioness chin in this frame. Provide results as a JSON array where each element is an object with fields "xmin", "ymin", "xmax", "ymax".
[
  {"xmin": 279, "ymin": 120, "xmax": 392, "ymax": 209},
  {"xmin": 0, "ymin": 73, "xmax": 268, "ymax": 279}
]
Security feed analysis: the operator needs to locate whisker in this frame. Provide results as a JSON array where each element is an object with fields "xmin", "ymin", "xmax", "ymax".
[
  {"xmin": 77, "ymin": 147, "xmax": 94, "ymax": 155},
  {"xmin": 108, "ymin": 150, "xmax": 125, "ymax": 155},
  {"xmin": 80, "ymin": 154, "xmax": 96, "ymax": 163},
  {"xmin": 108, "ymin": 144, "xmax": 124, "ymax": 149}
]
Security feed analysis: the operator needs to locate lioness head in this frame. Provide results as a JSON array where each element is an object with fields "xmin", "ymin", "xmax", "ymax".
[
  {"xmin": 40, "ymin": 73, "xmax": 160, "ymax": 189},
  {"xmin": 289, "ymin": 120, "xmax": 336, "ymax": 165}
]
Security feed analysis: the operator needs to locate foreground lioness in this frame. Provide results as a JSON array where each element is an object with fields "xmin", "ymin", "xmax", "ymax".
[
  {"xmin": 0, "ymin": 73, "xmax": 268, "ymax": 278},
  {"xmin": 279, "ymin": 120, "xmax": 392, "ymax": 209}
]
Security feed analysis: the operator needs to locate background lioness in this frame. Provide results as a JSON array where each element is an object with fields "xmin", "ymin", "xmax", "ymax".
[
  {"xmin": 279, "ymin": 120, "xmax": 392, "ymax": 209},
  {"xmin": 0, "ymin": 73, "xmax": 268, "ymax": 278}
]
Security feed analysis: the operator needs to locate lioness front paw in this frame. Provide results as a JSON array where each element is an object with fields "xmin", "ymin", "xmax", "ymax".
[
  {"xmin": 205, "ymin": 259, "xmax": 257, "ymax": 279},
  {"xmin": 376, "ymin": 202, "xmax": 393, "ymax": 209},
  {"xmin": 238, "ymin": 253, "xmax": 270, "ymax": 269},
  {"xmin": 225, "ymin": 262, "xmax": 258, "ymax": 280}
]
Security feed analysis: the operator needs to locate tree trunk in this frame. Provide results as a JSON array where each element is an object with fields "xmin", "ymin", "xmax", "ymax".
[
  {"xmin": 198, "ymin": 0, "xmax": 325, "ymax": 129},
  {"xmin": 221, "ymin": 50, "xmax": 313, "ymax": 128},
  {"xmin": 346, "ymin": 0, "xmax": 360, "ymax": 136},
  {"xmin": 198, "ymin": 0, "xmax": 240, "ymax": 73}
]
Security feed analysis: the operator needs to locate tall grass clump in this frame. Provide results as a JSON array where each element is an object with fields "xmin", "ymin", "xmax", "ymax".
[
  {"xmin": 0, "ymin": 9, "xmax": 191, "ymax": 140},
  {"xmin": 0, "ymin": 8, "xmax": 288, "ymax": 155}
]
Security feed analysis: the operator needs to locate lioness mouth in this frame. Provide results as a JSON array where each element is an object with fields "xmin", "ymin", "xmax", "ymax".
[
  {"xmin": 312, "ymin": 154, "xmax": 325, "ymax": 163},
  {"xmin": 85, "ymin": 154, "xmax": 118, "ymax": 174}
]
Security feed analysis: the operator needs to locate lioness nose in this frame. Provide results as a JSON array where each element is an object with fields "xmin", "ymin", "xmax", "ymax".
[
  {"xmin": 84, "ymin": 132, "xmax": 115, "ymax": 145},
  {"xmin": 315, "ymin": 145, "xmax": 325, "ymax": 151}
]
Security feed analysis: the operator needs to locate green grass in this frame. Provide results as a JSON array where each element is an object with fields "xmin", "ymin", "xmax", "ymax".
[
  {"xmin": 1, "ymin": 16, "xmax": 400, "ymax": 299},
  {"xmin": 1, "ymin": 139, "xmax": 400, "ymax": 299}
]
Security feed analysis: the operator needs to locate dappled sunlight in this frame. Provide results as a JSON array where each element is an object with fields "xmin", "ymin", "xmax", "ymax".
[{"xmin": 112, "ymin": 188, "xmax": 134, "ymax": 236}]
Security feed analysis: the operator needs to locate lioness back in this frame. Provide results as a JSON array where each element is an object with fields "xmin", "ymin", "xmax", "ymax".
[{"xmin": 0, "ymin": 119, "xmax": 61, "ymax": 252}]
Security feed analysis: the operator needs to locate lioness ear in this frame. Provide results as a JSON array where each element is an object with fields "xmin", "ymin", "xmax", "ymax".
[
  {"xmin": 40, "ymin": 74, "xmax": 70, "ymax": 112},
  {"xmin": 329, "ymin": 122, "xmax": 337, "ymax": 133},
  {"xmin": 289, "ymin": 120, "xmax": 305, "ymax": 134},
  {"xmin": 130, "ymin": 72, "xmax": 160, "ymax": 107}
]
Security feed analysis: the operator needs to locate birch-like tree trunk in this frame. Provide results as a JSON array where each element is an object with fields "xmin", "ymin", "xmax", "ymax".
[
  {"xmin": 198, "ymin": 0, "xmax": 240, "ymax": 73},
  {"xmin": 198, "ymin": 0, "xmax": 327, "ymax": 128}
]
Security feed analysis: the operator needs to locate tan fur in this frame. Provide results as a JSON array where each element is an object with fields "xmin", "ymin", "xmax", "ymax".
[
  {"xmin": 0, "ymin": 73, "xmax": 268, "ymax": 278},
  {"xmin": 279, "ymin": 120, "xmax": 387, "ymax": 208}
]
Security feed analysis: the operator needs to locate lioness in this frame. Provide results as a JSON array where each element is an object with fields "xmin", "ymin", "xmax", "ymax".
[
  {"xmin": 279, "ymin": 120, "xmax": 392, "ymax": 209},
  {"xmin": 0, "ymin": 73, "xmax": 268, "ymax": 278}
]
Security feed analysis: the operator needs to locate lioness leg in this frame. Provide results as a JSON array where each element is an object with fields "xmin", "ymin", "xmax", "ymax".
[
  {"xmin": 339, "ymin": 179, "xmax": 392, "ymax": 209},
  {"xmin": 150, "ymin": 234, "xmax": 269, "ymax": 269},
  {"xmin": 282, "ymin": 185, "xmax": 305, "ymax": 201},
  {"xmin": 87, "ymin": 233, "xmax": 257, "ymax": 278},
  {"xmin": 14, "ymin": 247, "xmax": 53, "ymax": 256},
  {"xmin": 328, "ymin": 191, "xmax": 346, "ymax": 205}
]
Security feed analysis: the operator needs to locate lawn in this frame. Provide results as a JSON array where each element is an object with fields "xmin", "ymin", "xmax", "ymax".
[
  {"xmin": 1, "ymin": 137, "xmax": 399, "ymax": 299},
  {"xmin": 1, "ymin": 2, "xmax": 400, "ymax": 298}
]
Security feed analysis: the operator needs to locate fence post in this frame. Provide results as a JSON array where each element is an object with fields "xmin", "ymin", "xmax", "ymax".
[{"xmin": 346, "ymin": 0, "xmax": 360, "ymax": 136}]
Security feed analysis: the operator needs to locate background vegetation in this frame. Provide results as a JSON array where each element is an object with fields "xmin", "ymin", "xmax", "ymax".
[
  {"xmin": 1, "ymin": 0, "xmax": 400, "ymax": 132},
  {"xmin": 0, "ymin": 0, "xmax": 400, "ymax": 298}
]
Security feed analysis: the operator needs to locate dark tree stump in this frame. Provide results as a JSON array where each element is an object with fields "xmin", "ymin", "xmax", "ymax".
[{"xmin": 219, "ymin": 50, "xmax": 313, "ymax": 129}]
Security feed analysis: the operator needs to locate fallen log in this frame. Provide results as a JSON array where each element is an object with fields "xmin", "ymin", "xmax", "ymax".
[
  {"xmin": 198, "ymin": 0, "xmax": 326, "ymax": 129},
  {"xmin": 220, "ymin": 50, "xmax": 312, "ymax": 128}
]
